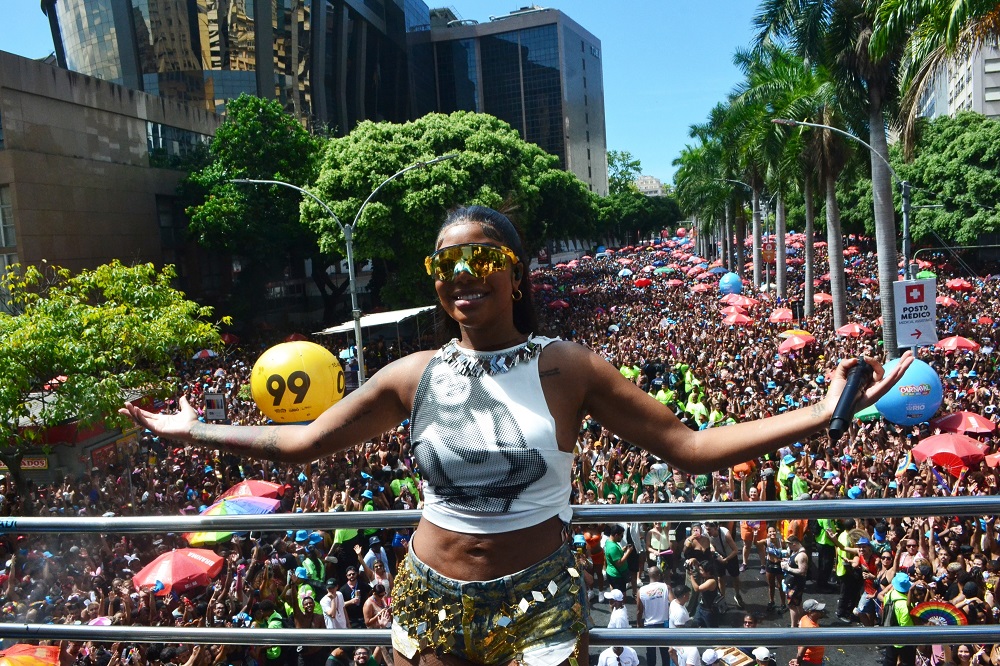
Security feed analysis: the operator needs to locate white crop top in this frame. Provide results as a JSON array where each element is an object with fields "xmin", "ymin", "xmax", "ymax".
[{"xmin": 409, "ymin": 335, "xmax": 574, "ymax": 534}]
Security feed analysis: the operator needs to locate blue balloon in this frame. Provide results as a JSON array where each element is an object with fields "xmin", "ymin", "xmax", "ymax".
[
  {"xmin": 718, "ymin": 272, "xmax": 743, "ymax": 295},
  {"xmin": 875, "ymin": 358, "xmax": 943, "ymax": 425}
]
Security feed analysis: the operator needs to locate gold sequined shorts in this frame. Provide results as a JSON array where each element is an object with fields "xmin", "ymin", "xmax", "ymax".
[{"xmin": 391, "ymin": 541, "xmax": 593, "ymax": 666}]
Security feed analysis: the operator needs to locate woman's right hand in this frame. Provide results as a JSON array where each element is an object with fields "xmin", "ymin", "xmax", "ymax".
[{"xmin": 119, "ymin": 396, "xmax": 199, "ymax": 441}]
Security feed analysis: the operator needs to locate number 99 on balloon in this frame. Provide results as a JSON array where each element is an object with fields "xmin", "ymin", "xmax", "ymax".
[{"xmin": 250, "ymin": 341, "xmax": 346, "ymax": 422}]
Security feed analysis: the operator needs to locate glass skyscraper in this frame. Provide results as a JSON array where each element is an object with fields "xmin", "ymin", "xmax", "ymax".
[
  {"xmin": 41, "ymin": 0, "xmax": 428, "ymax": 132},
  {"xmin": 424, "ymin": 7, "xmax": 608, "ymax": 195}
]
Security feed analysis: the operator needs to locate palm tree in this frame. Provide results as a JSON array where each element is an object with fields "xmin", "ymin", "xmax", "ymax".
[
  {"xmin": 755, "ymin": 0, "xmax": 909, "ymax": 357},
  {"xmin": 873, "ymin": 0, "xmax": 1000, "ymax": 155}
]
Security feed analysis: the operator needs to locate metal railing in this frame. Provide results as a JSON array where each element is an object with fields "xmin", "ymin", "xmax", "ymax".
[{"xmin": 1, "ymin": 497, "xmax": 998, "ymax": 647}]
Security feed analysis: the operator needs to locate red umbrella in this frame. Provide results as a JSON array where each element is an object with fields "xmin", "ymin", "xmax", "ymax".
[
  {"xmin": 220, "ymin": 333, "xmax": 240, "ymax": 346},
  {"xmin": 946, "ymin": 278, "xmax": 974, "ymax": 292},
  {"xmin": 936, "ymin": 296, "xmax": 959, "ymax": 308},
  {"xmin": 935, "ymin": 336, "xmax": 980, "ymax": 352},
  {"xmin": 720, "ymin": 305, "xmax": 748, "ymax": 316},
  {"xmin": 219, "ymin": 480, "xmax": 286, "ymax": 500},
  {"xmin": 634, "ymin": 278, "xmax": 653, "ymax": 288},
  {"xmin": 836, "ymin": 323, "xmax": 874, "ymax": 338},
  {"xmin": 724, "ymin": 295, "xmax": 760, "ymax": 308},
  {"xmin": 768, "ymin": 308, "xmax": 794, "ymax": 323},
  {"xmin": 912, "ymin": 433, "xmax": 986, "ymax": 475},
  {"xmin": 814, "ymin": 293, "xmax": 833, "ymax": 304},
  {"xmin": 931, "ymin": 412, "xmax": 996, "ymax": 435},
  {"xmin": 778, "ymin": 334, "xmax": 817, "ymax": 354},
  {"xmin": 547, "ymin": 299, "xmax": 570, "ymax": 310},
  {"xmin": 133, "ymin": 548, "xmax": 224, "ymax": 596},
  {"xmin": 723, "ymin": 313, "xmax": 753, "ymax": 326},
  {"xmin": 570, "ymin": 286, "xmax": 589, "ymax": 295},
  {"xmin": 978, "ymin": 316, "xmax": 994, "ymax": 325},
  {"xmin": 665, "ymin": 279, "xmax": 684, "ymax": 287},
  {"xmin": 690, "ymin": 283, "xmax": 712, "ymax": 293},
  {"xmin": 284, "ymin": 333, "xmax": 309, "ymax": 342}
]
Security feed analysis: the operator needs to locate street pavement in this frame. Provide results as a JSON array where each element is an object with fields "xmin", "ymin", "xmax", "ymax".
[{"xmin": 585, "ymin": 559, "xmax": 884, "ymax": 666}]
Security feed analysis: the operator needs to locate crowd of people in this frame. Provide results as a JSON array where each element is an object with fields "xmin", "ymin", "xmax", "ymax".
[{"xmin": 0, "ymin": 232, "xmax": 997, "ymax": 666}]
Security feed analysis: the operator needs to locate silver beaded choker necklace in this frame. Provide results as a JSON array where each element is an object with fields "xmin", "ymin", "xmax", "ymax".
[{"xmin": 439, "ymin": 337, "xmax": 541, "ymax": 377}]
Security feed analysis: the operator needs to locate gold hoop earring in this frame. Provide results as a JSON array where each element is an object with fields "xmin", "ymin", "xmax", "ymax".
[{"xmin": 511, "ymin": 289, "xmax": 523, "ymax": 302}]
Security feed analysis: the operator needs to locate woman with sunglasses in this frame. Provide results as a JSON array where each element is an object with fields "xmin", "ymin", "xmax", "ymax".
[{"xmin": 123, "ymin": 205, "xmax": 911, "ymax": 666}]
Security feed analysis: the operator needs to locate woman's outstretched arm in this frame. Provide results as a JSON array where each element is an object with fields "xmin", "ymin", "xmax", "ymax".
[{"xmin": 120, "ymin": 351, "xmax": 431, "ymax": 464}]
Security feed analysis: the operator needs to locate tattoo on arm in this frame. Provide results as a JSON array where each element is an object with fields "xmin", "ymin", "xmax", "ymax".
[
  {"xmin": 315, "ymin": 409, "xmax": 374, "ymax": 449},
  {"xmin": 810, "ymin": 402, "xmax": 826, "ymax": 420},
  {"xmin": 539, "ymin": 368, "xmax": 561, "ymax": 378},
  {"xmin": 191, "ymin": 423, "xmax": 283, "ymax": 460}
]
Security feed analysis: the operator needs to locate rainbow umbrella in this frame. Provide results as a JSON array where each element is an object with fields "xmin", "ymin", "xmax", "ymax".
[
  {"xmin": 0, "ymin": 645, "xmax": 60, "ymax": 666},
  {"xmin": 911, "ymin": 601, "xmax": 967, "ymax": 625},
  {"xmin": 183, "ymin": 497, "xmax": 281, "ymax": 546}
]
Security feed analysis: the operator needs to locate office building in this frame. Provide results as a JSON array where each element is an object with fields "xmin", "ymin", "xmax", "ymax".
[
  {"xmin": 40, "ymin": 0, "xmax": 429, "ymax": 133},
  {"xmin": 0, "ymin": 50, "xmax": 223, "ymax": 294},
  {"xmin": 635, "ymin": 175, "xmax": 664, "ymax": 197},
  {"xmin": 917, "ymin": 44, "xmax": 1000, "ymax": 119},
  {"xmin": 417, "ymin": 5, "xmax": 608, "ymax": 194}
]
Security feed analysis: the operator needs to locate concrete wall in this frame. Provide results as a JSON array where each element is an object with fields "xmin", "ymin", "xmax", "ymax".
[{"xmin": 0, "ymin": 50, "xmax": 220, "ymax": 273}]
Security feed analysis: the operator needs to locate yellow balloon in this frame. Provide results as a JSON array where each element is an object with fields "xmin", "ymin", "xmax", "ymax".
[{"xmin": 250, "ymin": 341, "xmax": 345, "ymax": 423}]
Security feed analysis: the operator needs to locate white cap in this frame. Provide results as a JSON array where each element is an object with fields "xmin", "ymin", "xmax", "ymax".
[
  {"xmin": 702, "ymin": 649, "xmax": 720, "ymax": 664},
  {"xmin": 752, "ymin": 647, "xmax": 772, "ymax": 661},
  {"xmin": 603, "ymin": 589, "xmax": 624, "ymax": 602}
]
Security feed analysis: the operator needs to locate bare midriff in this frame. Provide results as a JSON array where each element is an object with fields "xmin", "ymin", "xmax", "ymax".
[{"xmin": 410, "ymin": 514, "xmax": 566, "ymax": 581}]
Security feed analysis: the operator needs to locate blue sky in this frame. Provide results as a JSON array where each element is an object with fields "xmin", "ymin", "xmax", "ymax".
[{"xmin": 0, "ymin": 1, "xmax": 758, "ymax": 184}]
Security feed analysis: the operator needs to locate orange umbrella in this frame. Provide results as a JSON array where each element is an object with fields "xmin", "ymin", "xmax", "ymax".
[
  {"xmin": 723, "ymin": 313, "xmax": 753, "ymax": 326},
  {"xmin": 720, "ymin": 305, "xmax": 748, "ymax": 316},
  {"xmin": 768, "ymin": 308, "xmax": 794, "ymax": 323},
  {"xmin": 931, "ymin": 412, "xmax": 996, "ymax": 435},
  {"xmin": 836, "ymin": 323, "xmax": 874, "ymax": 337},
  {"xmin": 133, "ymin": 548, "xmax": 224, "ymax": 596},
  {"xmin": 691, "ymin": 283, "xmax": 712, "ymax": 293},
  {"xmin": 0, "ymin": 645, "xmax": 60, "ymax": 666},
  {"xmin": 778, "ymin": 334, "xmax": 816, "ymax": 353},
  {"xmin": 935, "ymin": 336, "xmax": 980, "ymax": 352},
  {"xmin": 814, "ymin": 292, "xmax": 833, "ymax": 304}
]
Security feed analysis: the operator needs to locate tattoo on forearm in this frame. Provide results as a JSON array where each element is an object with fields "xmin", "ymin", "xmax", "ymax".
[
  {"xmin": 191, "ymin": 423, "xmax": 283, "ymax": 460},
  {"xmin": 539, "ymin": 368, "xmax": 561, "ymax": 378},
  {"xmin": 316, "ymin": 409, "xmax": 373, "ymax": 448},
  {"xmin": 810, "ymin": 403, "xmax": 825, "ymax": 420}
]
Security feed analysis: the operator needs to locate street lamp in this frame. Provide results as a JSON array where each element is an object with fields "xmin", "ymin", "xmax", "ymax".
[
  {"xmin": 772, "ymin": 118, "xmax": 913, "ymax": 357},
  {"xmin": 230, "ymin": 152, "xmax": 458, "ymax": 386}
]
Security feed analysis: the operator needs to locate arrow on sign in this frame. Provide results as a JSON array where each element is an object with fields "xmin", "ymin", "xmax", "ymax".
[{"xmin": 911, "ymin": 329, "xmax": 923, "ymax": 340}]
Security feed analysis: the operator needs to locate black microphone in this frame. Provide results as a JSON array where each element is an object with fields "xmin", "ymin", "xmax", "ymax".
[{"xmin": 828, "ymin": 359, "xmax": 874, "ymax": 443}]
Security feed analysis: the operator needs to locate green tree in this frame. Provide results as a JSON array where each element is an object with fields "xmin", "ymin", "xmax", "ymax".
[
  {"xmin": 899, "ymin": 112, "xmax": 1000, "ymax": 244},
  {"xmin": 305, "ymin": 112, "xmax": 596, "ymax": 307},
  {"xmin": 183, "ymin": 95, "xmax": 326, "ymax": 323},
  {"xmin": 607, "ymin": 150, "xmax": 643, "ymax": 196},
  {"xmin": 0, "ymin": 261, "xmax": 222, "ymax": 508}
]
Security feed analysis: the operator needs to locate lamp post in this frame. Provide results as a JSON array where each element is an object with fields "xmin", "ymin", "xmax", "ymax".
[
  {"xmin": 229, "ymin": 151, "xmax": 457, "ymax": 386},
  {"xmin": 772, "ymin": 118, "xmax": 913, "ymax": 358}
]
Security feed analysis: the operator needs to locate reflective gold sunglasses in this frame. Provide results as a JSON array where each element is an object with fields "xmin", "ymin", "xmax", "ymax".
[{"xmin": 424, "ymin": 243, "xmax": 518, "ymax": 281}]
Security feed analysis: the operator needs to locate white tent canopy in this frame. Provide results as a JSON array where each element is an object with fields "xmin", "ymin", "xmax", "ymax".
[{"xmin": 313, "ymin": 305, "xmax": 436, "ymax": 335}]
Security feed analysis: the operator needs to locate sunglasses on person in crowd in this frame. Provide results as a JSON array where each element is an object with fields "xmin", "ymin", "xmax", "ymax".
[{"xmin": 425, "ymin": 243, "xmax": 518, "ymax": 281}]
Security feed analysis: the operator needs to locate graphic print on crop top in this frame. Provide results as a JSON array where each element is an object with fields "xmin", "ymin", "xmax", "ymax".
[{"xmin": 411, "ymin": 356, "xmax": 548, "ymax": 513}]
